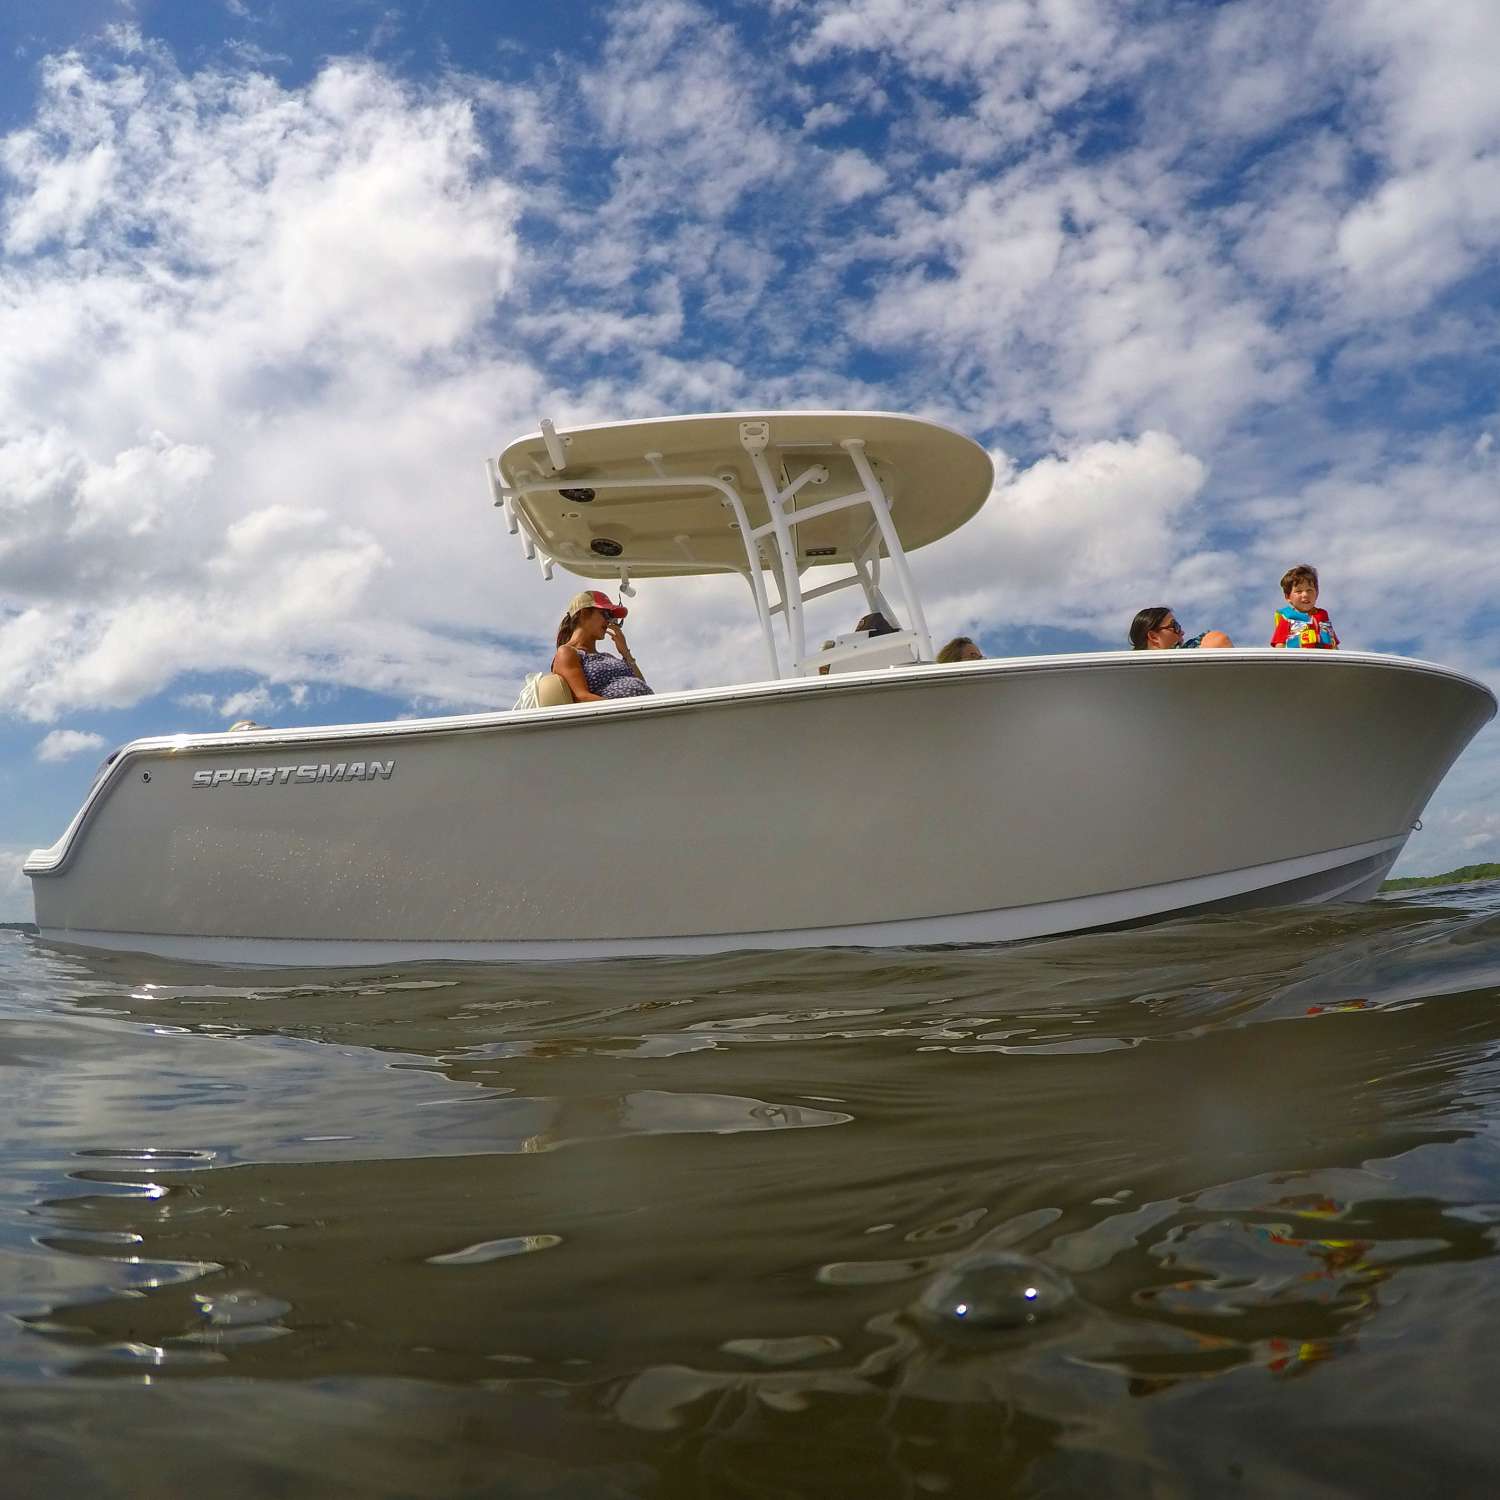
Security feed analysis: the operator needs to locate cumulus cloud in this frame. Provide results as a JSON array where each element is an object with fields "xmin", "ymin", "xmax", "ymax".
[
  {"xmin": 0, "ymin": 34, "xmax": 550, "ymax": 721},
  {"xmin": 1322, "ymin": 1, "xmax": 1500, "ymax": 315},
  {"xmin": 0, "ymin": 429, "xmax": 216, "ymax": 599},
  {"xmin": 858, "ymin": 166, "xmax": 1301, "ymax": 446},
  {"xmin": 574, "ymin": 0, "xmax": 792, "ymax": 261},
  {"xmin": 794, "ymin": 0, "xmax": 1125, "ymax": 150},
  {"xmin": 34, "ymin": 728, "xmax": 106, "ymax": 762},
  {"xmin": 916, "ymin": 430, "xmax": 1211, "ymax": 640},
  {"xmin": 825, "ymin": 148, "xmax": 887, "ymax": 203},
  {"xmin": 1146, "ymin": 1, "xmax": 1500, "ymax": 323},
  {"xmin": 177, "ymin": 682, "xmax": 307, "ymax": 720},
  {"xmin": 802, "ymin": 102, "xmax": 849, "ymax": 133}
]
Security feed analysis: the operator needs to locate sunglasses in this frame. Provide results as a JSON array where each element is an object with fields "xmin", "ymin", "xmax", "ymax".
[{"xmin": 1159, "ymin": 618, "xmax": 1183, "ymax": 635}]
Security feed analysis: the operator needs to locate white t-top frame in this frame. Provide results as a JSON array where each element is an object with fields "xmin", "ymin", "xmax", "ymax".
[{"xmin": 488, "ymin": 417, "xmax": 936, "ymax": 680}]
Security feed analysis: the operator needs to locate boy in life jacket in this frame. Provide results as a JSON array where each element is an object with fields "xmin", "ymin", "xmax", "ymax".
[{"xmin": 1270, "ymin": 563, "xmax": 1340, "ymax": 649}]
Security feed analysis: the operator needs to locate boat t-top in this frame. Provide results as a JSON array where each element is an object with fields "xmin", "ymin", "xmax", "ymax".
[{"xmin": 26, "ymin": 410, "xmax": 1497, "ymax": 964}]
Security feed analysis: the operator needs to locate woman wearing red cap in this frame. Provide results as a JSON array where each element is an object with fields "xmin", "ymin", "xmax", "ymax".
[{"xmin": 552, "ymin": 590, "xmax": 653, "ymax": 700}]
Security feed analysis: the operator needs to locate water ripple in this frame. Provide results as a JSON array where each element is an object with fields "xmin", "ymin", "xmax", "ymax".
[{"xmin": 3, "ymin": 892, "xmax": 1500, "ymax": 1493}]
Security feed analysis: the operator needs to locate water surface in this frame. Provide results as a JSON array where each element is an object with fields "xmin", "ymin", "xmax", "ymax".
[{"xmin": 4, "ymin": 888, "xmax": 1500, "ymax": 1495}]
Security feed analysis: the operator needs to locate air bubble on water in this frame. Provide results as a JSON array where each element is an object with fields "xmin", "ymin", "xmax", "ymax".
[{"xmin": 911, "ymin": 1250, "xmax": 1075, "ymax": 1335}]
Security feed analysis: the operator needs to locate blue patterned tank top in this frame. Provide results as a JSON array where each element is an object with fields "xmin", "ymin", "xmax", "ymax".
[{"xmin": 574, "ymin": 648, "xmax": 652, "ymax": 698}]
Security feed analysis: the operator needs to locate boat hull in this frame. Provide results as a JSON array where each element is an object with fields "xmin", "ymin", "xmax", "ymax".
[{"xmin": 27, "ymin": 651, "xmax": 1496, "ymax": 965}]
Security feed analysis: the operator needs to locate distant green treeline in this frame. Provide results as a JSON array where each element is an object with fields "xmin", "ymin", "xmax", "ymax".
[{"xmin": 1382, "ymin": 863, "xmax": 1500, "ymax": 891}]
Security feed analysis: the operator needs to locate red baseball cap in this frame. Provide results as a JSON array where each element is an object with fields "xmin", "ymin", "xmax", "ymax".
[{"xmin": 566, "ymin": 589, "xmax": 627, "ymax": 621}]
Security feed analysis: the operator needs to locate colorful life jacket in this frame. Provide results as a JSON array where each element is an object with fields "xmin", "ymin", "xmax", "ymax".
[{"xmin": 1270, "ymin": 605, "xmax": 1339, "ymax": 649}]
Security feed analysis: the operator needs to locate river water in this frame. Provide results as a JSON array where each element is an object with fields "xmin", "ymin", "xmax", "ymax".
[{"xmin": 3, "ymin": 889, "xmax": 1500, "ymax": 1497}]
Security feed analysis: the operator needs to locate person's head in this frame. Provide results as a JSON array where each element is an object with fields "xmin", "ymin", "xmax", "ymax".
[
  {"xmin": 1281, "ymin": 564, "xmax": 1319, "ymax": 614},
  {"xmin": 936, "ymin": 636, "xmax": 983, "ymax": 663},
  {"xmin": 855, "ymin": 611, "xmax": 898, "ymax": 637},
  {"xmin": 1129, "ymin": 606, "xmax": 1184, "ymax": 650},
  {"xmin": 556, "ymin": 589, "xmax": 627, "ymax": 646}
]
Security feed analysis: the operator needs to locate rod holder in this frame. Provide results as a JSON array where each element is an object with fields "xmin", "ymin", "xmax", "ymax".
[{"xmin": 539, "ymin": 418, "xmax": 568, "ymax": 473}]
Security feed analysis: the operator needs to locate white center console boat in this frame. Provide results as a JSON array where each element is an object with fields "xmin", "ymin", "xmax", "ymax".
[{"xmin": 26, "ymin": 411, "xmax": 1497, "ymax": 964}]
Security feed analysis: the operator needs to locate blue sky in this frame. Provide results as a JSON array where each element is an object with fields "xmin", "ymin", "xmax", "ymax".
[{"xmin": 3, "ymin": 0, "xmax": 1499, "ymax": 917}]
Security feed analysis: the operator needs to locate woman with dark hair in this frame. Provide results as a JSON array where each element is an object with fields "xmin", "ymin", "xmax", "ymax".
[
  {"xmin": 552, "ymin": 590, "xmax": 653, "ymax": 700},
  {"xmin": 1129, "ymin": 607, "xmax": 1233, "ymax": 651}
]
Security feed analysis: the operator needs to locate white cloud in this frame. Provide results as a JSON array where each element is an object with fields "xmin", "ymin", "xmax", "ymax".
[
  {"xmin": 1227, "ymin": 130, "xmax": 1354, "ymax": 288},
  {"xmin": 0, "ymin": 429, "xmax": 217, "ymax": 602},
  {"xmin": 514, "ymin": 277, "xmax": 684, "ymax": 356},
  {"xmin": 578, "ymin": 0, "xmax": 792, "ymax": 240},
  {"xmin": 802, "ymin": 102, "xmax": 849, "ymax": 133},
  {"xmin": 34, "ymin": 728, "xmax": 107, "ymax": 762},
  {"xmin": 0, "ymin": 845, "xmax": 32, "ymax": 923},
  {"xmin": 794, "ymin": 0, "xmax": 1125, "ymax": 149},
  {"xmin": 917, "ymin": 430, "xmax": 1210, "ymax": 640},
  {"xmin": 1330, "ymin": 1, "xmax": 1500, "ymax": 172},
  {"xmin": 174, "ymin": 681, "xmax": 309, "ymax": 721},
  {"xmin": 825, "ymin": 148, "xmax": 887, "ymax": 203},
  {"xmin": 218, "ymin": 687, "xmax": 274, "ymax": 720},
  {"xmin": 859, "ymin": 167, "xmax": 1300, "ymax": 446},
  {"xmin": 1334, "ymin": 157, "xmax": 1500, "ymax": 314},
  {"xmin": 1189, "ymin": 1, "xmax": 1500, "ymax": 318},
  {"xmin": 0, "ymin": 37, "xmax": 554, "ymax": 721}
]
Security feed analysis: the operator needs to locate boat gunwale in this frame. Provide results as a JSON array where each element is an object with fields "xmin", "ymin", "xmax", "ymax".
[{"xmin": 23, "ymin": 648, "xmax": 1496, "ymax": 879}]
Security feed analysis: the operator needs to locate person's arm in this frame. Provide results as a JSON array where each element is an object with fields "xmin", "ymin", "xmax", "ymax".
[
  {"xmin": 551, "ymin": 645, "xmax": 604, "ymax": 701},
  {"xmin": 1269, "ymin": 611, "xmax": 1292, "ymax": 648},
  {"xmin": 606, "ymin": 622, "xmax": 647, "ymax": 684},
  {"xmin": 1324, "ymin": 613, "xmax": 1340, "ymax": 649}
]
